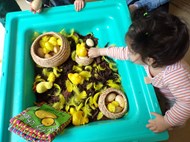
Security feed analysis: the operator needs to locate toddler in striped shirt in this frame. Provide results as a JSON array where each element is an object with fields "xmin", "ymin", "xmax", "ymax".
[{"xmin": 88, "ymin": 8, "xmax": 190, "ymax": 133}]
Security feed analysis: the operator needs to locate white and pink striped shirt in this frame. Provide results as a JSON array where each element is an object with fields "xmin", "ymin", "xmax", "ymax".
[{"xmin": 103, "ymin": 46, "xmax": 190, "ymax": 127}]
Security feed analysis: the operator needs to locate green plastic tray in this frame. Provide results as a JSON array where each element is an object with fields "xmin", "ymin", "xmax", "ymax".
[{"xmin": 0, "ymin": 0, "xmax": 168, "ymax": 141}]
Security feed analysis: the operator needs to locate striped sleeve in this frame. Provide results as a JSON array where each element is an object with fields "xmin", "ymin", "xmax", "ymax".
[
  {"xmin": 105, "ymin": 46, "xmax": 129, "ymax": 60},
  {"xmin": 164, "ymin": 68, "xmax": 190, "ymax": 126}
]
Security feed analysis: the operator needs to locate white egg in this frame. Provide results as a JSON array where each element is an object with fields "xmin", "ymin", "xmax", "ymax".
[
  {"xmin": 37, "ymin": 48, "xmax": 44, "ymax": 58},
  {"xmin": 115, "ymin": 106, "xmax": 123, "ymax": 113},
  {"xmin": 86, "ymin": 38, "xmax": 94, "ymax": 47},
  {"xmin": 53, "ymin": 46, "xmax": 59, "ymax": 53},
  {"xmin": 44, "ymin": 53, "xmax": 52, "ymax": 58},
  {"xmin": 115, "ymin": 95, "xmax": 125, "ymax": 108},
  {"xmin": 105, "ymin": 93, "xmax": 116, "ymax": 103}
]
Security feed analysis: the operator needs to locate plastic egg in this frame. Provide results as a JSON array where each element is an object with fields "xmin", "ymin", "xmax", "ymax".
[
  {"xmin": 105, "ymin": 93, "xmax": 116, "ymax": 103},
  {"xmin": 37, "ymin": 48, "xmax": 44, "ymax": 58},
  {"xmin": 86, "ymin": 38, "xmax": 94, "ymax": 47},
  {"xmin": 115, "ymin": 95, "xmax": 125, "ymax": 108},
  {"xmin": 53, "ymin": 46, "xmax": 60, "ymax": 53},
  {"xmin": 44, "ymin": 53, "xmax": 52, "ymax": 58},
  {"xmin": 115, "ymin": 106, "xmax": 123, "ymax": 113}
]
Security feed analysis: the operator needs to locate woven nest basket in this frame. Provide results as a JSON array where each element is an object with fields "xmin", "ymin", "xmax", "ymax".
[
  {"xmin": 30, "ymin": 32, "xmax": 70, "ymax": 67},
  {"xmin": 75, "ymin": 55, "xmax": 93, "ymax": 66},
  {"xmin": 98, "ymin": 88, "xmax": 128, "ymax": 119}
]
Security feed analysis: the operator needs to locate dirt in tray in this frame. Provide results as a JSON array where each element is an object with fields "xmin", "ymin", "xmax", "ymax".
[{"xmin": 32, "ymin": 30, "xmax": 124, "ymax": 125}]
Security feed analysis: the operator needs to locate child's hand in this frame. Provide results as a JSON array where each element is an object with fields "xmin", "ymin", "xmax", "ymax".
[
  {"xmin": 74, "ymin": 0, "xmax": 85, "ymax": 11},
  {"xmin": 146, "ymin": 112, "xmax": 171, "ymax": 133},
  {"xmin": 88, "ymin": 48, "xmax": 101, "ymax": 58},
  {"xmin": 30, "ymin": 0, "xmax": 42, "ymax": 14}
]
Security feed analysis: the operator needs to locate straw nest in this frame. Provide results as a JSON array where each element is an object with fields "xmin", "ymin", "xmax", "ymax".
[
  {"xmin": 98, "ymin": 88, "xmax": 128, "ymax": 119},
  {"xmin": 75, "ymin": 55, "xmax": 93, "ymax": 66},
  {"xmin": 30, "ymin": 32, "xmax": 70, "ymax": 67}
]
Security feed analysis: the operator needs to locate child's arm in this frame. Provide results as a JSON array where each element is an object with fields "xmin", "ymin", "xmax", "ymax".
[
  {"xmin": 146, "ymin": 112, "xmax": 171, "ymax": 133},
  {"xmin": 147, "ymin": 65, "xmax": 190, "ymax": 132},
  {"xmin": 163, "ymin": 68, "xmax": 190, "ymax": 127},
  {"xmin": 74, "ymin": 0, "xmax": 85, "ymax": 11},
  {"xmin": 88, "ymin": 46, "xmax": 129, "ymax": 60}
]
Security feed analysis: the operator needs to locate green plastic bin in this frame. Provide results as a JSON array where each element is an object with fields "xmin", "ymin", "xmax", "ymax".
[{"xmin": 0, "ymin": 0, "xmax": 168, "ymax": 141}]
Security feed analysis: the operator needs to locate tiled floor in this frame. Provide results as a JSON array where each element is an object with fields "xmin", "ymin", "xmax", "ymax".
[{"xmin": 7, "ymin": 1, "xmax": 190, "ymax": 142}]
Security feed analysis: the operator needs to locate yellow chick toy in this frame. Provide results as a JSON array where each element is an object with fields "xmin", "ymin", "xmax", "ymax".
[
  {"xmin": 68, "ymin": 73, "xmax": 84, "ymax": 85},
  {"xmin": 76, "ymin": 43, "xmax": 87, "ymax": 57},
  {"xmin": 70, "ymin": 108, "xmax": 89, "ymax": 126}
]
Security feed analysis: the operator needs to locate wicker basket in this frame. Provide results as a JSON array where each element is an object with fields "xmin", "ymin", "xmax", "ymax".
[
  {"xmin": 98, "ymin": 88, "xmax": 128, "ymax": 119},
  {"xmin": 30, "ymin": 32, "xmax": 70, "ymax": 67},
  {"xmin": 75, "ymin": 55, "xmax": 93, "ymax": 66}
]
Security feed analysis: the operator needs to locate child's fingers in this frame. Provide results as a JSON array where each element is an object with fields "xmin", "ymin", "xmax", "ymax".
[
  {"xmin": 146, "ymin": 120, "xmax": 154, "ymax": 127},
  {"xmin": 31, "ymin": 8, "xmax": 37, "ymax": 14},
  {"xmin": 151, "ymin": 112, "xmax": 162, "ymax": 117},
  {"xmin": 76, "ymin": 4, "xmax": 81, "ymax": 11},
  {"xmin": 75, "ymin": 1, "xmax": 84, "ymax": 11},
  {"xmin": 88, "ymin": 49, "xmax": 97, "ymax": 58},
  {"xmin": 30, "ymin": 7, "xmax": 42, "ymax": 14},
  {"xmin": 36, "ymin": 8, "xmax": 42, "ymax": 13},
  {"xmin": 149, "ymin": 126, "xmax": 157, "ymax": 131},
  {"xmin": 146, "ymin": 120, "xmax": 157, "ymax": 128},
  {"xmin": 148, "ymin": 119, "xmax": 155, "ymax": 124},
  {"xmin": 30, "ymin": 3, "xmax": 35, "ymax": 12},
  {"xmin": 146, "ymin": 120, "xmax": 159, "ymax": 132},
  {"xmin": 151, "ymin": 112, "xmax": 158, "ymax": 117},
  {"xmin": 88, "ymin": 50, "xmax": 94, "ymax": 58},
  {"xmin": 150, "ymin": 126, "xmax": 160, "ymax": 133},
  {"xmin": 80, "ymin": 1, "xmax": 85, "ymax": 9}
]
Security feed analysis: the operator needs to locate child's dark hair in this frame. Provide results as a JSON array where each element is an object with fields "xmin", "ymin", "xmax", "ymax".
[{"xmin": 126, "ymin": 8, "xmax": 189, "ymax": 67}]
